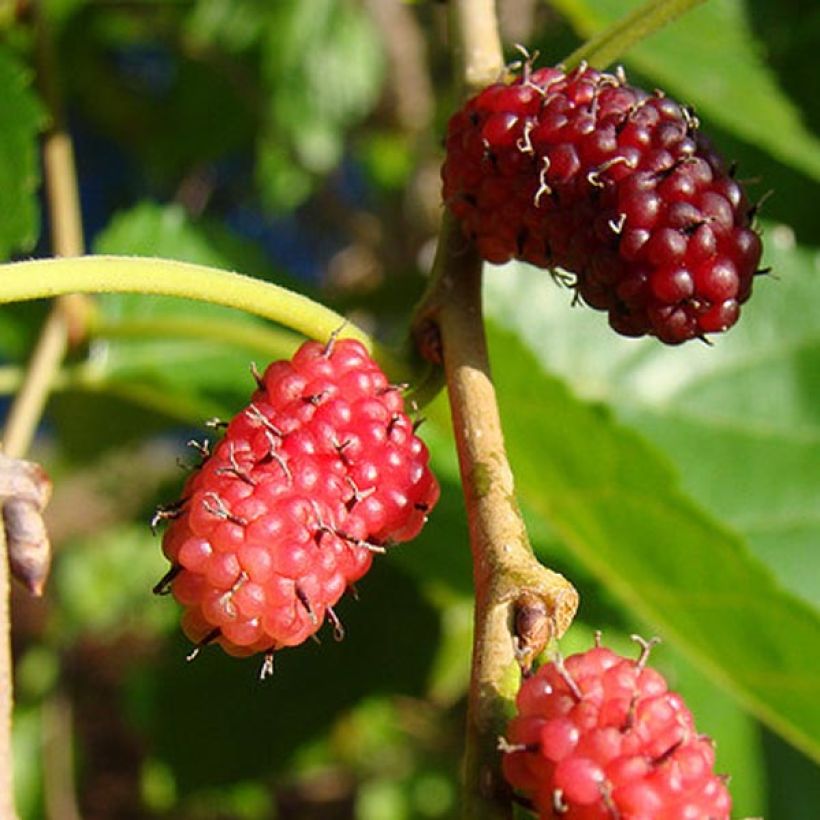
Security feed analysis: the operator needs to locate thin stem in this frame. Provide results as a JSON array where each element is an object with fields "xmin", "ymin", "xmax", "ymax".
[
  {"xmin": 0, "ymin": 255, "xmax": 409, "ymax": 381},
  {"xmin": 0, "ymin": 523, "xmax": 14, "ymax": 818},
  {"xmin": 449, "ymin": 0, "xmax": 506, "ymax": 94},
  {"xmin": 2, "ymin": 313, "xmax": 72, "ymax": 462},
  {"xmin": 0, "ymin": 8, "xmax": 88, "ymax": 817},
  {"xmin": 561, "ymin": 0, "xmax": 707, "ymax": 70},
  {"xmin": 425, "ymin": 214, "xmax": 578, "ymax": 820},
  {"xmin": 414, "ymin": 5, "xmax": 579, "ymax": 816}
]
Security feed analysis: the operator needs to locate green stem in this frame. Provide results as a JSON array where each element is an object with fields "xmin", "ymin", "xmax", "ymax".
[
  {"xmin": 561, "ymin": 0, "xmax": 707, "ymax": 70},
  {"xmin": 0, "ymin": 255, "xmax": 409, "ymax": 380}
]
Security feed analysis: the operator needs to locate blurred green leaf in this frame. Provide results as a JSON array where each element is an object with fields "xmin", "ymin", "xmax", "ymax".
[
  {"xmin": 486, "ymin": 226, "xmax": 820, "ymax": 610},
  {"xmin": 762, "ymin": 727, "xmax": 820, "ymax": 819},
  {"xmin": 743, "ymin": 0, "xmax": 820, "ymax": 139},
  {"xmin": 485, "ymin": 323, "xmax": 820, "ymax": 762},
  {"xmin": 257, "ymin": 0, "xmax": 384, "ymax": 207},
  {"xmin": 358, "ymin": 131, "xmax": 416, "ymax": 191},
  {"xmin": 14, "ymin": 647, "xmax": 60, "ymax": 703},
  {"xmin": 562, "ymin": 0, "xmax": 708, "ymax": 73},
  {"xmin": 11, "ymin": 706, "xmax": 44, "ymax": 820},
  {"xmin": 391, "ymin": 475, "xmax": 472, "ymax": 598},
  {"xmin": 0, "ymin": 44, "xmax": 44, "ymax": 259},
  {"xmin": 74, "ymin": 202, "xmax": 305, "ymax": 441},
  {"xmin": 52, "ymin": 524, "xmax": 176, "ymax": 642},
  {"xmin": 138, "ymin": 561, "xmax": 439, "ymax": 793},
  {"xmin": 184, "ymin": 0, "xmax": 268, "ymax": 54},
  {"xmin": 60, "ymin": 9, "xmax": 255, "ymax": 182},
  {"xmin": 551, "ymin": 0, "xmax": 820, "ymax": 181},
  {"xmin": 49, "ymin": 385, "xmax": 227, "ymax": 464},
  {"xmin": 256, "ymin": 138, "xmax": 314, "ymax": 212},
  {"xmin": 94, "ymin": 200, "xmax": 288, "ymax": 283}
]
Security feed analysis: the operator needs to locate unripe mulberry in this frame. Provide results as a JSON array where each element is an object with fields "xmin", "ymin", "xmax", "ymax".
[
  {"xmin": 442, "ymin": 63, "xmax": 763, "ymax": 344},
  {"xmin": 154, "ymin": 337, "xmax": 439, "ymax": 672},
  {"xmin": 502, "ymin": 637, "xmax": 731, "ymax": 818}
]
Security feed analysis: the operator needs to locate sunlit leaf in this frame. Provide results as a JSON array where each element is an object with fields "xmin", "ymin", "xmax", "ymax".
[
  {"xmin": 486, "ymin": 225, "xmax": 820, "ymax": 609},
  {"xmin": 487, "ymin": 324, "xmax": 820, "ymax": 762}
]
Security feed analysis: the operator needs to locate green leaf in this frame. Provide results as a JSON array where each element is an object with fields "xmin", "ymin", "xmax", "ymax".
[
  {"xmin": 139, "ymin": 561, "xmax": 440, "ymax": 793},
  {"xmin": 486, "ymin": 322, "xmax": 820, "ymax": 762},
  {"xmin": 184, "ymin": 0, "xmax": 269, "ymax": 54},
  {"xmin": 486, "ymin": 226, "xmax": 820, "ymax": 610},
  {"xmin": 52, "ymin": 524, "xmax": 176, "ymax": 642},
  {"xmin": 84, "ymin": 202, "xmax": 303, "ymax": 429},
  {"xmin": 94, "ymin": 201, "xmax": 286, "ymax": 283},
  {"xmin": 12, "ymin": 706, "xmax": 44, "ymax": 820},
  {"xmin": 257, "ymin": 0, "xmax": 384, "ymax": 206},
  {"xmin": 0, "ymin": 44, "xmax": 45, "ymax": 259},
  {"xmin": 551, "ymin": 0, "xmax": 820, "ymax": 181}
]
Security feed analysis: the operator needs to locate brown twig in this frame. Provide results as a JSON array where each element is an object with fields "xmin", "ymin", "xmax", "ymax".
[
  {"xmin": 413, "ymin": 4, "xmax": 579, "ymax": 816},
  {"xmin": 364, "ymin": 0, "xmax": 434, "ymax": 134},
  {"xmin": 416, "ymin": 215, "xmax": 578, "ymax": 819},
  {"xmin": 0, "ymin": 521, "xmax": 14, "ymax": 818},
  {"xmin": 0, "ymin": 5, "xmax": 89, "ymax": 817}
]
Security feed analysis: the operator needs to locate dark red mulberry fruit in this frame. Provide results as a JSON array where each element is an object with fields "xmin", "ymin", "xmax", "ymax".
[
  {"xmin": 502, "ymin": 636, "xmax": 731, "ymax": 818},
  {"xmin": 154, "ymin": 337, "xmax": 439, "ymax": 671},
  {"xmin": 442, "ymin": 63, "xmax": 763, "ymax": 344}
]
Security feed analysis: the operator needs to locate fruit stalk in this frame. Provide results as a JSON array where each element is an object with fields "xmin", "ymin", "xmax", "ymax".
[
  {"xmin": 0, "ymin": 256, "xmax": 408, "ymax": 382},
  {"xmin": 414, "ymin": 5, "xmax": 582, "ymax": 816},
  {"xmin": 449, "ymin": 0, "xmax": 505, "ymax": 95},
  {"xmin": 561, "ymin": 0, "xmax": 708, "ymax": 71}
]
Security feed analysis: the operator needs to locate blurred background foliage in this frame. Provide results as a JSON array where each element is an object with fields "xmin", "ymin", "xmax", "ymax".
[{"xmin": 1, "ymin": 0, "xmax": 819, "ymax": 817}]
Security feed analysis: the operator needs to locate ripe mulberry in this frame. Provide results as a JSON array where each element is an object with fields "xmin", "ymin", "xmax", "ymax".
[
  {"xmin": 442, "ymin": 63, "xmax": 763, "ymax": 344},
  {"xmin": 153, "ymin": 337, "xmax": 439, "ymax": 673}
]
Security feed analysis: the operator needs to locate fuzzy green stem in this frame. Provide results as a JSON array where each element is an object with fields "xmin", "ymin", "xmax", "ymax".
[
  {"xmin": 561, "ymin": 0, "xmax": 707, "ymax": 70},
  {"xmin": 0, "ymin": 255, "xmax": 409, "ymax": 380}
]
